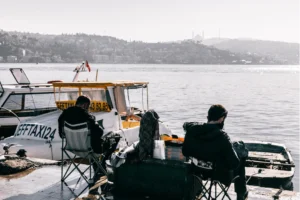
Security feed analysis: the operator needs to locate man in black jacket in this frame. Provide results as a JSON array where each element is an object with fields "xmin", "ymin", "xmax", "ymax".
[
  {"xmin": 182, "ymin": 104, "xmax": 248, "ymax": 200},
  {"xmin": 58, "ymin": 95, "xmax": 104, "ymax": 195}
]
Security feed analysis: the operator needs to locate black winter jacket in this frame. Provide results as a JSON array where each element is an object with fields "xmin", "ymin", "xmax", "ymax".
[
  {"xmin": 58, "ymin": 106, "xmax": 103, "ymax": 153},
  {"xmin": 182, "ymin": 122, "xmax": 240, "ymax": 183}
]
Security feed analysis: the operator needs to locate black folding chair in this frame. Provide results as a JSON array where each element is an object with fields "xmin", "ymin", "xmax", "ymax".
[
  {"xmin": 190, "ymin": 158, "xmax": 239, "ymax": 200},
  {"xmin": 61, "ymin": 121, "xmax": 107, "ymax": 198}
]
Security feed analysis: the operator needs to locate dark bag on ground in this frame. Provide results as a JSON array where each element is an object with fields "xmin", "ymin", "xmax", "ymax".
[{"xmin": 111, "ymin": 158, "xmax": 201, "ymax": 200}]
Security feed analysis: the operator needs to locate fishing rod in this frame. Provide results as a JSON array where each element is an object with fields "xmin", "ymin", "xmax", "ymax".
[
  {"xmin": 0, "ymin": 107, "xmax": 21, "ymax": 122},
  {"xmin": 246, "ymin": 168, "xmax": 264, "ymax": 184}
]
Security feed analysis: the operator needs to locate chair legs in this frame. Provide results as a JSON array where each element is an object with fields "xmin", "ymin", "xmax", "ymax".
[
  {"xmin": 61, "ymin": 150, "xmax": 108, "ymax": 198},
  {"xmin": 193, "ymin": 175, "xmax": 232, "ymax": 200}
]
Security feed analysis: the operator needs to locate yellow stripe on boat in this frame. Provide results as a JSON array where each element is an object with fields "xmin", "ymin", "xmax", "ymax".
[{"xmin": 56, "ymin": 100, "xmax": 111, "ymax": 112}]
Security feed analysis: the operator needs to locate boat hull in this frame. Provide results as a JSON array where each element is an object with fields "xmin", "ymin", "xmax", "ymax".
[
  {"xmin": 244, "ymin": 141, "xmax": 295, "ymax": 191},
  {"xmin": 0, "ymin": 108, "xmax": 58, "ymax": 138},
  {"xmin": 0, "ymin": 125, "xmax": 17, "ymax": 139},
  {"xmin": 247, "ymin": 176, "xmax": 293, "ymax": 190},
  {"xmin": 0, "ymin": 109, "xmax": 173, "ymax": 161}
]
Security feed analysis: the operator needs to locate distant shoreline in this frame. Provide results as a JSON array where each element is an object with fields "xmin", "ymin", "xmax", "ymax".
[
  {"xmin": 1, "ymin": 30, "xmax": 299, "ymax": 65},
  {"xmin": 0, "ymin": 62, "xmax": 298, "ymax": 65}
]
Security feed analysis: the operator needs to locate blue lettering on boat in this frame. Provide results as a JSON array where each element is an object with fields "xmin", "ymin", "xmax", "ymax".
[
  {"xmin": 15, "ymin": 124, "xmax": 56, "ymax": 140},
  {"xmin": 30, "ymin": 125, "xmax": 38, "ymax": 136},
  {"xmin": 35, "ymin": 125, "xmax": 45, "ymax": 138}
]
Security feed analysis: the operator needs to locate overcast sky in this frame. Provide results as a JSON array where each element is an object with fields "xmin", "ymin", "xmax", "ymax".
[{"xmin": 1, "ymin": 0, "xmax": 299, "ymax": 43}]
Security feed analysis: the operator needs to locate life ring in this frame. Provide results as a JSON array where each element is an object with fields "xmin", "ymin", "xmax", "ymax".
[{"xmin": 47, "ymin": 80, "xmax": 63, "ymax": 84}]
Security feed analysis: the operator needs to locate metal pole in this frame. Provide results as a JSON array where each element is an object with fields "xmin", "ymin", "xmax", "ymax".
[
  {"xmin": 142, "ymin": 86, "xmax": 144, "ymax": 111},
  {"xmin": 61, "ymin": 137, "xmax": 64, "ymax": 190},
  {"xmin": 95, "ymin": 69, "xmax": 98, "ymax": 81},
  {"xmin": 147, "ymin": 85, "xmax": 149, "ymax": 110}
]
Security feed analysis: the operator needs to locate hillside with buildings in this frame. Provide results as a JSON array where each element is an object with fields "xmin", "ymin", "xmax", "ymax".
[
  {"xmin": 0, "ymin": 30, "xmax": 288, "ymax": 64},
  {"xmin": 203, "ymin": 38, "xmax": 299, "ymax": 64}
]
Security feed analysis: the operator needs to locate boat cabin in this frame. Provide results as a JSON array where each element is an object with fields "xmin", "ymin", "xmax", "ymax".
[
  {"xmin": 52, "ymin": 81, "xmax": 149, "ymax": 131},
  {"xmin": 1, "ymin": 78, "xmax": 173, "ymax": 160},
  {"xmin": 0, "ymin": 69, "xmax": 57, "ymax": 138}
]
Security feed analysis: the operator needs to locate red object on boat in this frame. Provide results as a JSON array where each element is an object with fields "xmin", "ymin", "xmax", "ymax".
[
  {"xmin": 85, "ymin": 60, "xmax": 91, "ymax": 72},
  {"xmin": 47, "ymin": 80, "xmax": 63, "ymax": 84}
]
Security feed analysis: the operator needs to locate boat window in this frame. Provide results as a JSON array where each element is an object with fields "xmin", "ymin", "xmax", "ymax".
[
  {"xmin": 1, "ymin": 94, "xmax": 22, "ymax": 110},
  {"xmin": 57, "ymin": 91, "xmax": 79, "ymax": 101},
  {"xmin": 10, "ymin": 68, "xmax": 30, "ymax": 84},
  {"xmin": 0, "ymin": 82, "xmax": 3, "ymax": 97},
  {"xmin": 114, "ymin": 86, "xmax": 147, "ymax": 115},
  {"xmin": 82, "ymin": 89, "xmax": 107, "ymax": 101},
  {"xmin": 125, "ymin": 87, "xmax": 147, "ymax": 111},
  {"xmin": 56, "ymin": 89, "xmax": 108, "ymax": 102},
  {"xmin": 1, "ymin": 93, "xmax": 58, "ymax": 111},
  {"xmin": 24, "ymin": 93, "xmax": 56, "ymax": 109},
  {"xmin": 55, "ymin": 89, "xmax": 111, "ymax": 112},
  {"xmin": 114, "ymin": 86, "xmax": 127, "ymax": 114}
]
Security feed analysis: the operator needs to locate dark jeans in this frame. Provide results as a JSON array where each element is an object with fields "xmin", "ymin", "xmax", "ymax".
[
  {"xmin": 89, "ymin": 161, "xmax": 105, "ymax": 194},
  {"xmin": 234, "ymin": 158, "xmax": 247, "ymax": 194}
]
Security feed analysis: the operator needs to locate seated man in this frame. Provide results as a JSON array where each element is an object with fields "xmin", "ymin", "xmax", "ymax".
[
  {"xmin": 182, "ymin": 104, "xmax": 248, "ymax": 200},
  {"xmin": 58, "ymin": 95, "xmax": 104, "ymax": 195}
]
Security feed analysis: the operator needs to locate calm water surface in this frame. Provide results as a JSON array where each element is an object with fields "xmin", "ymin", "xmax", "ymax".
[{"xmin": 0, "ymin": 64, "xmax": 299, "ymax": 190}]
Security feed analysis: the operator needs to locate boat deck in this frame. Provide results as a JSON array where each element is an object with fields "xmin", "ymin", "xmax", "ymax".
[
  {"xmin": 248, "ymin": 151, "xmax": 287, "ymax": 162},
  {"xmin": 0, "ymin": 164, "xmax": 299, "ymax": 200}
]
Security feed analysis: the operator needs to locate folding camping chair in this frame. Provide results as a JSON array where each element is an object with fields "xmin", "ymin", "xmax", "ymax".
[
  {"xmin": 61, "ymin": 121, "xmax": 107, "ymax": 197},
  {"xmin": 190, "ymin": 158, "xmax": 239, "ymax": 200}
]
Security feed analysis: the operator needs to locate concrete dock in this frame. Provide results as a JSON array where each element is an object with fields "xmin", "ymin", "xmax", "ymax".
[{"xmin": 0, "ymin": 165, "xmax": 299, "ymax": 200}]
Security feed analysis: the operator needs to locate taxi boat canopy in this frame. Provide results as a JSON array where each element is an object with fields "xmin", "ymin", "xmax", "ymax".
[
  {"xmin": 52, "ymin": 81, "xmax": 149, "ymax": 88},
  {"xmin": 52, "ymin": 81, "xmax": 149, "ymax": 115}
]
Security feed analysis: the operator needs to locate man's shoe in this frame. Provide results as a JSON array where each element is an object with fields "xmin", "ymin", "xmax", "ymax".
[
  {"xmin": 82, "ymin": 194, "xmax": 100, "ymax": 200},
  {"xmin": 237, "ymin": 191, "xmax": 248, "ymax": 200},
  {"xmin": 89, "ymin": 190, "xmax": 100, "ymax": 196}
]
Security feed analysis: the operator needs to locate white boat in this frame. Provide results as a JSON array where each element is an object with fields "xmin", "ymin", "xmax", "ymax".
[
  {"xmin": 0, "ymin": 68, "xmax": 59, "ymax": 138},
  {"xmin": 0, "ymin": 62, "xmax": 93, "ymax": 138},
  {"xmin": 245, "ymin": 141, "xmax": 295, "ymax": 190},
  {"xmin": 1, "ymin": 80, "xmax": 172, "ymax": 160}
]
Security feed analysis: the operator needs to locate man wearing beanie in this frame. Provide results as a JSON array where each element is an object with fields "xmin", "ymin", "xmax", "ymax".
[{"xmin": 182, "ymin": 104, "xmax": 248, "ymax": 200}]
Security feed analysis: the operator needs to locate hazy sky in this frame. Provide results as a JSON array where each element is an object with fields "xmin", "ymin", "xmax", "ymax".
[{"xmin": 1, "ymin": 0, "xmax": 299, "ymax": 43}]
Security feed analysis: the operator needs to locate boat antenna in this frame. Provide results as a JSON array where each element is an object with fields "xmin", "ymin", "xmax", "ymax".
[
  {"xmin": 28, "ymin": 86, "xmax": 37, "ymax": 111},
  {"xmin": 0, "ymin": 107, "xmax": 21, "ymax": 122},
  {"xmin": 141, "ymin": 86, "xmax": 144, "ymax": 111},
  {"xmin": 95, "ymin": 69, "xmax": 99, "ymax": 81},
  {"xmin": 72, "ymin": 62, "xmax": 85, "ymax": 82},
  {"xmin": 127, "ymin": 87, "xmax": 131, "ymax": 113}
]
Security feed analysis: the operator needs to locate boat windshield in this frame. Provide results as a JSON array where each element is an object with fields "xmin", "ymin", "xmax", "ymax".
[
  {"xmin": 114, "ymin": 85, "xmax": 148, "ymax": 115},
  {"xmin": 1, "ymin": 93, "xmax": 56, "ymax": 111},
  {"xmin": 10, "ymin": 68, "xmax": 30, "ymax": 84},
  {"xmin": 55, "ymin": 88, "xmax": 111, "ymax": 112},
  {"xmin": 125, "ymin": 87, "xmax": 147, "ymax": 111}
]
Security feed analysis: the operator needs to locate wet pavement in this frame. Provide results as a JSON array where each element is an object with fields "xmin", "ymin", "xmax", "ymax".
[{"xmin": 0, "ymin": 164, "xmax": 299, "ymax": 200}]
